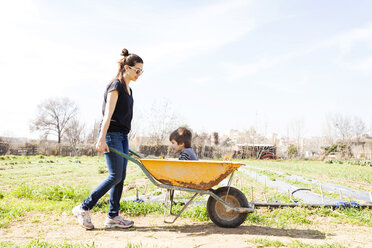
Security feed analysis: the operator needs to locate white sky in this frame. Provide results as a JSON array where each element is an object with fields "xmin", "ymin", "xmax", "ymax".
[{"xmin": 1, "ymin": 0, "xmax": 372, "ymax": 140}]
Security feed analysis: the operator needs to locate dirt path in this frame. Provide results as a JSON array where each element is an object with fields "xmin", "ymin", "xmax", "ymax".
[{"xmin": 1, "ymin": 211, "xmax": 371, "ymax": 248}]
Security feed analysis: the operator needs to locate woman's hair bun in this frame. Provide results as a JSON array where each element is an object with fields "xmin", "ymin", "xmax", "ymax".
[{"xmin": 121, "ymin": 48, "xmax": 129, "ymax": 57}]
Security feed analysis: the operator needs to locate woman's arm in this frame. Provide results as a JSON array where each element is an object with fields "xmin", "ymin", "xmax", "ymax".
[{"xmin": 96, "ymin": 90, "xmax": 119, "ymax": 152}]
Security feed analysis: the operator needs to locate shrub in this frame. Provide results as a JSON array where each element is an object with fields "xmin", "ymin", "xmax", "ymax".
[
  {"xmin": 323, "ymin": 143, "xmax": 351, "ymax": 157},
  {"xmin": 11, "ymin": 184, "xmax": 89, "ymax": 202},
  {"xmin": 98, "ymin": 166, "xmax": 107, "ymax": 174},
  {"xmin": 287, "ymin": 144, "xmax": 298, "ymax": 159}
]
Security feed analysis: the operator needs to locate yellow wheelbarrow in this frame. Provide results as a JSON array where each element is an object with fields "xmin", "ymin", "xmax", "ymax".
[{"xmin": 110, "ymin": 147, "xmax": 254, "ymax": 228}]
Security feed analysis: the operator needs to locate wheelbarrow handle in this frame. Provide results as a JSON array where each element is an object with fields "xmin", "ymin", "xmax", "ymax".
[
  {"xmin": 109, "ymin": 147, "xmax": 143, "ymax": 166},
  {"xmin": 129, "ymin": 149, "xmax": 143, "ymax": 159},
  {"xmin": 109, "ymin": 146, "xmax": 162, "ymax": 188}
]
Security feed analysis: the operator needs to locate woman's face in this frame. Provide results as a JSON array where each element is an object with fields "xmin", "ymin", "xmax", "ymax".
[{"xmin": 126, "ymin": 62, "xmax": 143, "ymax": 81}]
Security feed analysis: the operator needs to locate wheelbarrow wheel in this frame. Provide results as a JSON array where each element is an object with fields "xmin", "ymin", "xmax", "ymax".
[{"xmin": 207, "ymin": 186, "xmax": 249, "ymax": 228}]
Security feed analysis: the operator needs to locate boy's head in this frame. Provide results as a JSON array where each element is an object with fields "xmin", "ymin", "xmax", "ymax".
[{"xmin": 169, "ymin": 127, "xmax": 192, "ymax": 152}]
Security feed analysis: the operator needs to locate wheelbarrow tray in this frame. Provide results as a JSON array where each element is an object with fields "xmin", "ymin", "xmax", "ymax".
[{"xmin": 139, "ymin": 159, "xmax": 244, "ymax": 190}]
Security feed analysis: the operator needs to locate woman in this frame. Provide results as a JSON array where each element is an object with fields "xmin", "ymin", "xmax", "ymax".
[{"xmin": 73, "ymin": 48, "xmax": 143, "ymax": 229}]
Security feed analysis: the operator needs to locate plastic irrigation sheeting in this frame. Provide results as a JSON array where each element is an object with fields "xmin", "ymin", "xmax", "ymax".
[
  {"xmin": 244, "ymin": 166, "xmax": 371, "ymax": 202},
  {"xmin": 239, "ymin": 168, "xmax": 344, "ymax": 204}
]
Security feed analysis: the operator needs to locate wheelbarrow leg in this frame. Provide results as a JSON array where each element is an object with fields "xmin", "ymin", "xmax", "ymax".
[
  {"xmin": 163, "ymin": 189, "xmax": 173, "ymax": 221},
  {"xmin": 164, "ymin": 189, "xmax": 177, "ymax": 216},
  {"xmin": 163, "ymin": 190, "xmax": 173, "ymax": 210},
  {"xmin": 163, "ymin": 190, "xmax": 199, "ymax": 224},
  {"xmin": 169, "ymin": 189, "xmax": 175, "ymax": 216}
]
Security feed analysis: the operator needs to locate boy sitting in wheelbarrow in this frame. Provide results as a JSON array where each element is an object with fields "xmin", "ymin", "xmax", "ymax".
[{"xmin": 169, "ymin": 127, "xmax": 198, "ymax": 160}]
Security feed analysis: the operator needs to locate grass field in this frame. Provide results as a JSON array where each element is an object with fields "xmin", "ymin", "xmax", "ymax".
[{"xmin": 0, "ymin": 155, "xmax": 371, "ymax": 248}]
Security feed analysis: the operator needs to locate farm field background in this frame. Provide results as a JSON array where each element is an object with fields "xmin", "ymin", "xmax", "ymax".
[{"xmin": 0, "ymin": 155, "xmax": 371, "ymax": 248}]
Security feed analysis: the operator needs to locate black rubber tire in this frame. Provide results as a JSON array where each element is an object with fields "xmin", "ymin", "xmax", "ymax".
[{"xmin": 207, "ymin": 186, "xmax": 249, "ymax": 228}]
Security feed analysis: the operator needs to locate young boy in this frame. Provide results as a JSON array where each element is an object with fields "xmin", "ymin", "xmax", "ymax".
[{"xmin": 169, "ymin": 127, "xmax": 198, "ymax": 160}]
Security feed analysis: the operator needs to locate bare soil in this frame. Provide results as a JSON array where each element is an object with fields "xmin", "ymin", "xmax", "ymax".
[{"xmin": 1, "ymin": 211, "xmax": 371, "ymax": 248}]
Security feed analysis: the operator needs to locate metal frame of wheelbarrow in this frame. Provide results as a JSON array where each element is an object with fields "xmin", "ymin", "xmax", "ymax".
[{"xmin": 109, "ymin": 147, "xmax": 254, "ymax": 224}]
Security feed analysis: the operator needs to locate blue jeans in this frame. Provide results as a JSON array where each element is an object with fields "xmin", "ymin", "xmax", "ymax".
[{"xmin": 82, "ymin": 132, "xmax": 128, "ymax": 218}]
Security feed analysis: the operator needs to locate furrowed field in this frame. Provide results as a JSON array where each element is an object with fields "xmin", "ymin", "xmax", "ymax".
[{"xmin": 0, "ymin": 155, "xmax": 371, "ymax": 248}]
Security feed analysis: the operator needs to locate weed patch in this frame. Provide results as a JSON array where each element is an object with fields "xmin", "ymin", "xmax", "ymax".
[
  {"xmin": 245, "ymin": 207, "xmax": 312, "ymax": 227},
  {"xmin": 124, "ymin": 243, "xmax": 168, "ymax": 248},
  {"xmin": 0, "ymin": 239, "xmax": 98, "ymax": 247},
  {"xmin": 10, "ymin": 184, "xmax": 89, "ymax": 202},
  {"xmin": 334, "ymin": 208, "xmax": 372, "ymax": 226},
  {"xmin": 288, "ymin": 240, "xmax": 346, "ymax": 248},
  {"xmin": 247, "ymin": 238, "xmax": 284, "ymax": 247},
  {"xmin": 247, "ymin": 238, "xmax": 346, "ymax": 248},
  {"xmin": 0, "ymin": 196, "xmax": 75, "ymax": 227},
  {"xmin": 97, "ymin": 166, "xmax": 107, "ymax": 174},
  {"xmin": 0, "ymin": 203, "xmax": 27, "ymax": 228},
  {"xmin": 116, "ymin": 201, "xmax": 163, "ymax": 215}
]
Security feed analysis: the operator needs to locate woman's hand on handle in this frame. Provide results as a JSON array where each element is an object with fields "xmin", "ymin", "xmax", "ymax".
[{"xmin": 96, "ymin": 139, "xmax": 110, "ymax": 152}]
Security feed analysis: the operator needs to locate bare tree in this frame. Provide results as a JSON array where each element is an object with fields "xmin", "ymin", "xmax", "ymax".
[
  {"xmin": 323, "ymin": 114, "xmax": 337, "ymax": 145},
  {"xmin": 247, "ymin": 126, "xmax": 258, "ymax": 144},
  {"xmin": 352, "ymin": 116, "xmax": 367, "ymax": 143},
  {"xmin": 193, "ymin": 132, "xmax": 210, "ymax": 159},
  {"xmin": 65, "ymin": 118, "xmax": 85, "ymax": 154},
  {"xmin": 0, "ymin": 137, "xmax": 10, "ymax": 155},
  {"xmin": 287, "ymin": 120, "xmax": 305, "ymax": 155},
  {"xmin": 147, "ymin": 99, "xmax": 181, "ymax": 145},
  {"xmin": 128, "ymin": 109, "xmax": 145, "ymax": 142},
  {"xmin": 331, "ymin": 114, "xmax": 353, "ymax": 158},
  {"xmin": 212, "ymin": 132, "xmax": 219, "ymax": 145},
  {"xmin": 332, "ymin": 114, "xmax": 352, "ymax": 142},
  {"xmin": 30, "ymin": 98, "xmax": 78, "ymax": 143},
  {"xmin": 86, "ymin": 120, "xmax": 101, "ymax": 144}
]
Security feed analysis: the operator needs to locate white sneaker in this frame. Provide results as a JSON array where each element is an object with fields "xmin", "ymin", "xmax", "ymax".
[
  {"xmin": 72, "ymin": 205, "xmax": 94, "ymax": 230},
  {"xmin": 105, "ymin": 216, "xmax": 134, "ymax": 229}
]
